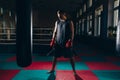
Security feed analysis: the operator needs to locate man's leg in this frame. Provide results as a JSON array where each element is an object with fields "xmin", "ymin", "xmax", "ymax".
[
  {"xmin": 48, "ymin": 57, "xmax": 57, "ymax": 73},
  {"xmin": 70, "ymin": 57, "xmax": 76, "ymax": 74}
]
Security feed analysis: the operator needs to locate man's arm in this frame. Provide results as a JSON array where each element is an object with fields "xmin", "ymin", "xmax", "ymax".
[
  {"xmin": 50, "ymin": 21, "xmax": 57, "ymax": 47},
  {"xmin": 65, "ymin": 21, "xmax": 74, "ymax": 48},
  {"xmin": 70, "ymin": 21, "xmax": 74, "ymax": 41},
  {"xmin": 52, "ymin": 21, "xmax": 57, "ymax": 39}
]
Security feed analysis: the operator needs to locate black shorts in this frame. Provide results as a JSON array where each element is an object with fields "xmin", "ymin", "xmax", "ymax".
[{"xmin": 53, "ymin": 44, "xmax": 74, "ymax": 58}]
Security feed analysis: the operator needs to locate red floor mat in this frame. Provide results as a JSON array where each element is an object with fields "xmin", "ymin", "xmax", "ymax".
[
  {"xmin": 56, "ymin": 70, "xmax": 98, "ymax": 80},
  {"xmin": 0, "ymin": 70, "xmax": 19, "ymax": 80},
  {"xmin": 57, "ymin": 56, "xmax": 81, "ymax": 62},
  {"xmin": 24, "ymin": 62, "xmax": 52, "ymax": 70},
  {"xmin": 86, "ymin": 62, "xmax": 120, "ymax": 70},
  {"xmin": 7, "ymin": 56, "xmax": 16, "ymax": 62}
]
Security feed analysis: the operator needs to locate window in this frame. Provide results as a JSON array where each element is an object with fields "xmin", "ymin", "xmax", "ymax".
[
  {"xmin": 76, "ymin": 22, "xmax": 79, "ymax": 34},
  {"xmin": 76, "ymin": 12, "xmax": 79, "ymax": 18},
  {"xmin": 110, "ymin": 0, "xmax": 120, "ymax": 38},
  {"xmin": 89, "ymin": 0, "xmax": 92, "ymax": 7},
  {"xmin": 9, "ymin": 11, "xmax": 11, "ymax": 17},
  {"xmin": 94, "ymin": 5, "xmax": 103, "ymax": 36},
  {"xmin": 79, "ymin": 9, "xmax": 82, "ymax": 16},
  {"xmin": 113, "ymin": 0, "xmax": 119, "ymax": 26},
  {"xmin": 114, "ymin": 0, "xmax": 119, "ymax": 8},
  {"xmin": 0, "ymin": 8, "xmax": 3, "ymax": 15},
  {"xmin": 87, "ymin": 16, "xmax": 90, "ymax": 33},
  {"xmin": 89, "ymin": 15, "xmax": 92, "ymax": 35},
  {"xmin": 113, "ymin": 9, "xmax": 119, "ymax": 26},
  {"xmin": 87, "ymin": 15, "xmax": 93, "ymax": 35},
  {"xmin": 0, "ymin": 9, "xmax": 16, "ymax": 44},
  {"xmin": 79, "ymin": 20, "xmax": 81, "ymax": 35},
  {"xmin": 84, "ymin": 4, "xmax": 86, "ymax": 12},
  {"xmin": 82, "ymin": 19, "xmax": 85, "ymax": 34}
]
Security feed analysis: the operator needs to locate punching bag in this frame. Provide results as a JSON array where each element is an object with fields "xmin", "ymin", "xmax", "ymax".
[
  {"xmin": 16, "ymin": 0, "xmax": 32, "ymax": 67},
  {"xmin": 116, "ymin": 21, "xmax": 120, "ymax": 56}
]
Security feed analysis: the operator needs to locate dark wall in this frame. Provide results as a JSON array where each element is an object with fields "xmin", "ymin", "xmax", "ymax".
[
  {"xmin": 33, "ymin": 10, "xmax": 57, "ymax": 28},
  {"xmin": 75, "ymin": 35, "xmax": 116, "ymax": 56},
  {"xmin": 33, "ymin": 10, "xmax": 76, "ymax": 28}
]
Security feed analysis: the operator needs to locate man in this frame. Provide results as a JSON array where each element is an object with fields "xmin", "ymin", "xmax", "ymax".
[{"xmin": 49, "ymin": 10, "xmax": 76, "ymax": 75}]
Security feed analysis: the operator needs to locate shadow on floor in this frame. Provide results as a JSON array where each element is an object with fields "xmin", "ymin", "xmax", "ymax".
[
  {"xmin": 47, "ymin": 73, "xmax": 56, "ymax": 80},
  {"xmin": 74, "ymin": 74, "xmax": 83, "ymax": 80}
]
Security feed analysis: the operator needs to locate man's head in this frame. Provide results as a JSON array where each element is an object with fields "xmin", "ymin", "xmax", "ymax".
[{"xmin": 57, "ymin": 10, "xmax": 67, "ymax": 20}]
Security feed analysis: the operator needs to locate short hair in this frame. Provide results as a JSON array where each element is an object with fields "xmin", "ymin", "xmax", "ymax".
[{"xmin": 57, "ymin": 10, "xmax": 67, "ymax": 14}]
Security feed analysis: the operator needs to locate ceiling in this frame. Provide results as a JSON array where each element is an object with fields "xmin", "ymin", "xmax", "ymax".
[
  {"xmin": 32, "ymin": 0, "xmax": 82, "ymax": 12},
  {"xmin": 0, "ymin": 0, "xmax": 83, "ymax": 12}
]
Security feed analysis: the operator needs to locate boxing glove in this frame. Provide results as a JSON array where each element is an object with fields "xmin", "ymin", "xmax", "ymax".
[
  {"xmin": 65, "ymin": 39, "xmax": 72, "ymax": 48},
  {"xmin": 50, "ymin": 39, "xmax": 55, "ymax": 47}
]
